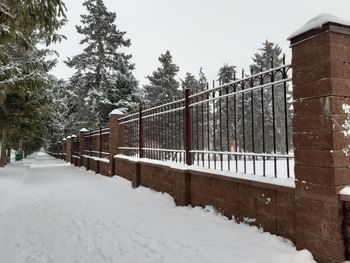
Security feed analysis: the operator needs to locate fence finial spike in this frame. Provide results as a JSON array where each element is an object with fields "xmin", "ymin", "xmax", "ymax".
[
  {"xmin": 270, "ymin": 56, "xmax": 274, "ymax": 68},
  {"xmin": 242, "ymin": 69, "xmax": 244, "ymax": 78}
]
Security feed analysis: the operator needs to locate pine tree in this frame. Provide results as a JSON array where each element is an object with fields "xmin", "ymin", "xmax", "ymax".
[
  {"xmin": 198, "ymin": 67, "xmax": 207, "ymax": 88},
  {"xmin": 0, "ymin": 36, "xmax": 57, "ymax": 165},
  {"xmin": 218, "ymin": 64, "xmax": 236, "ymax": 84},
  {"xmin": 0, "ymin": 0, "xmax": 66, "ymax": 45},
  {"xmin": 182, "ymin": 72, "xmax": 200, "ymax": 92},
  {"xmin": 216, "ymin": 64, "xmax": 238, "ymax": 152},
  {"xmin": 142, "ymin": 51, "xmax": 181, "ymax": 158},
  {"xmin": 0, "ymin": 0, "xmax": 66, "ymax": 165},
  {"xmin": 144, "ymin": 50, "xmax": 181, "ymax": 105},
  {"xmin": 65, "ymin": 0, "xmax": 139, "ymax": 127}
]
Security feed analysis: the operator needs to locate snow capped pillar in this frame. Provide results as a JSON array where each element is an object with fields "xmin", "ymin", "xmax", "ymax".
[
  {"xmin": 289, "ymin": 14, "xmax": 350, "ymax": 263},
  {"xmin": 109, "ymin": 109, "xmax": 125, "ymax": 176},
  {"xmin": 65, "ymin": 136, "xmax": 72, "ymax": 163},
  {"xmin": 79, "ymin": 128, "xmax": 89, "ymax": 167}
]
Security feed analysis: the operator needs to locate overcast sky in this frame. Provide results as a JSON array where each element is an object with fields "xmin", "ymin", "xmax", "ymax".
[{"xmin": 50, "ymin": 0, "xmax": 350, "ymax": 86}]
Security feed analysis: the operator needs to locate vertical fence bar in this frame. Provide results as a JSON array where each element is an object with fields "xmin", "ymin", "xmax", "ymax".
[
  {"xmin": 196, "ymin": 86, "xmax": 199, "ymax": 165},
  {"xmin": 260, "ymin": 67, "xmax": 266, "ymax": 176},
  {"xmin": 250, "ymin": 70, "xmax": 256, "ymax": 175},
  {"xmin": 226, "ymin": 84, "xmax": 230, "ymax": 171},
  {"xmin": 185, "ymin": 88, "xmax": 193, "ymax": 165},
  {"xmin": 282, "ymin": 55, "xmax": 290, "ymax": 178},
  {"xmin": 219, "ymin": 82, "xmax": 223, "ymax": 171},
  {"xmin": 271, "ymin": 58, "xmax": 277, "ymax": 178},
  {"xmin": 89, "ymin": 130, "xmax": 92, "ymax": 157},
  {"xmin": 206, "ymin": 83, "xmax": 210, "ymax": 168},
  {"xmin": 233, "ymin": 73, "xmax": 238, "ymax": 172},
  {"xmin": 201, "ymin": 84, "xmax": 205, "ymax": 167},
  {"xmin": 242, "ymin": 70, "xmax": 246, "ymax": 173},
  {"xmin": 212, "ymin": 81, "xmax": 216, "ymax": 169},
  {"xmin": 139, "ymin": 106, "xmax": 144, "ymax": 158},
  {"xmin": 99, "ymin": 126, "xmax": 102, "ymax": 158}
]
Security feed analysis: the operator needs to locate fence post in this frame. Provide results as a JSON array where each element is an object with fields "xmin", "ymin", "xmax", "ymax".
[
  {"xmin": 79, "ymin": 128, "xmax": 88, "ymax": 167},
  {"xmin": 109, "ymin": 109, "xmax": 125, "ymax": 176},
  {"xmin": 99, "ymin": 126, "xmax": 102, "ymax": 158},
  {"xmin": 65, "ymin": 136, "xmax": 72, "ymax": 163},
  {"xmin": 139, "ymin": 106, "xmax": 144, "ymax": 158},
  {"xmin": 62, "ymin": 138, "xmax": 67, "ymax": 160},
  {"xmin": 290, "ymin": 16, "xmax": 350, "ymax": 263},
  {"xmin": 185, "ymin": 88, "xmax": 193, "ymax": 165}
]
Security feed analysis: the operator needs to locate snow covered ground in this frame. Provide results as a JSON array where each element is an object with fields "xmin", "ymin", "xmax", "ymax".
[{"xmin": 0, "ymin": 153, "xmax": 315, "ymax": 263}]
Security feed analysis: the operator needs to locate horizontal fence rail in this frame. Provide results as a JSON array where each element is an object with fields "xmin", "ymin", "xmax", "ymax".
[{"xmin": 119, "ymin": 60, "xmax": 293, "ymax": 178}]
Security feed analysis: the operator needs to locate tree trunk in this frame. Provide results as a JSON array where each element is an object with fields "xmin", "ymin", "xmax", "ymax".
[
  {"xmin": 0, "ymin": 128, "xmax": 8, "ymax": 167},
  {"xmin": 6, "ymin": 146, "xmax": 10, "ymax": 163}
]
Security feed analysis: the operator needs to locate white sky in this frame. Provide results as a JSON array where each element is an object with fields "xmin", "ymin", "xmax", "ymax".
[{"xmin": 50, "ymin": 0, "xmax": 350, "ymax": 86}]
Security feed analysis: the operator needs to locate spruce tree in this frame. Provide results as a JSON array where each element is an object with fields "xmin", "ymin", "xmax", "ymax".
[
  {"xmin": 143, "ymin": 50, "xmax": 180, "ymax": 106},
  {"xmin": 198, "ymin": 67, "xmax": 207, "ymax": 89},
  {"xmin": 0, "ymin": 37, "xmax": 56, "ymax": 165},
  {"xmin": 66, "ymin": 0, "xmax": 138, "ymax": 126},
  {"xmin": 0, "ymin": 0, "xmax": 66, "ymax": 45},
  {"xmin": 0, "ymin": 0, "xmax": 66, "ymax": 165},
  {"xmin": 249, "ymin": 40, "xmax": 291, "ymax": 155},
  {"xmin": 142, "ymin": 51, "xmax": 180, "ymax": 158},
  {"xmin": 216, "ymin": 64, "xmax": 238, "ymax": 151},
  {"xmin": 182, "ymin": 72, "xmax": 200, "ymax": 92}
]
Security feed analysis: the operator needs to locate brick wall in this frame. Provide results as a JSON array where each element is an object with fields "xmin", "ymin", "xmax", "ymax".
[{"xmin": 114, "ymin": 156, "xmax": 294, "ymax": 239}]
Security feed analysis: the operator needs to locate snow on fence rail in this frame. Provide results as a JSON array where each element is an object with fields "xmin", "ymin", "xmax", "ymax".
[{"xmin": 118, "ymin": 58, "xmax": 293, "ymax": 178}]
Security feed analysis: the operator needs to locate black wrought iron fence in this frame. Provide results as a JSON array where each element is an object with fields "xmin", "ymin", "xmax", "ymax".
[
  {"xmin": 84, "ymin": 127, "xmax": 110, "ymax": 159},
  {"xmin": 72, "ymin": 136, "xmax": 80, "ymax": 156},
  {"xmin": 118, "ymin": 59, "xmax": 293, "ymax": 178}
]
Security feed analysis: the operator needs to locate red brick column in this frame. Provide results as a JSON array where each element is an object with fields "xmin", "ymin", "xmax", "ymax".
[
  {"xmin": 62, "ymin": 138, "xmax": 67, "ymax": 160},
  {"xmin": 109, "ymin": 109, "xmax": 125, "ymax": 176},
  {"xmin": 79, "ymin": 128, "xmax": 88, "ymax": 166},
  {"xmin": 66, "ymin": 136, "xmax": 72, "ymax": 163},
  {"xmin": 290, "ymin": 18, "xmax": 350, "ymax": 263}
]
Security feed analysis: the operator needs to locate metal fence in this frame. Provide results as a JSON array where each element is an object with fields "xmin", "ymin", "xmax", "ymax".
[
  {"xmin": 119, "ymin": 60, "xmax": 293, "ymax": 178},
  {"xmin": 84, "ymin": 127, "xmax": 110, "ymax": 159},
  {"xmin": 72, "ymin": 136, "xmax": 80, "ymax": 157}
]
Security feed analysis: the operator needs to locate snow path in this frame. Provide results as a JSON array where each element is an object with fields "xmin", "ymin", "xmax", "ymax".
[{"xmin": 0, "ymin": 153, "xmax": 315, "ymax": 263}]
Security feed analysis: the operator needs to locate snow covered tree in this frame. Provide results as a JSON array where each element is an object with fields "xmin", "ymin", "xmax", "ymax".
[
  {"xmin": 65, "ymin": 0, "xmax": 139, "ymax": 127},
  {"xmin": 0, "ymin": 37, "xmax": 57, "ymax": 166},
  {"xmin": 182, "ymin": 72, "xmax": 200, "ymax": 92},
  {"xmin": 143, "ymin": 50, "xmax": 181, "ymax": 106},
  {"xmin": 0, "ymin": 0, "xmax": 66, "ymax": 45},
  {"xmin": 218, "ymin": 64, "xmax": 236, "ymax": 84},
  {"xmin": 215, "ymin": 64, "xmax": 238, "ymax": 151},
  {"xmin": 249, "ymin": 40, "xmax": 291, "ymax": 154},
  {"xmin": 0, "ymin": 0, "xmax": 66, "ymax": 165},
  {"xmin": 198, "ymin": 67, "xmax": 207, "ymax": 89},
  {"xmin": 141, "ymin": 51, "xmax": 181, "ymax": 157}
]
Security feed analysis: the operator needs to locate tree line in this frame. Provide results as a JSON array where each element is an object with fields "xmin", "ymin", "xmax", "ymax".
[
  {"xmin": 0, "ymin": 0, "xmax": 291, "ymax": 166},
  {"xmin": 0, "ymin": 0, "xmax": 66, "ymax": 166}
]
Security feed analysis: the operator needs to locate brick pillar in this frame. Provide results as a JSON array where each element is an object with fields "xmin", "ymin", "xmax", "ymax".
[
  {"xmin": 79, "ymin": 128, "xmax": 88, "ymax": 166},
  {"xmin": 290, "ymin": 17, "xmax": 350, "ymax": 263},
  {"xmin": 62, "ymin": 138, "xmax": 67, "ymax": 160},
  {"xmin": 109, "ymin": 109, "xmax": 125, "ymax": 176},
  {"xmin": 66, "ymin": 136, "xmax": 72, "ymax": 163}
]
